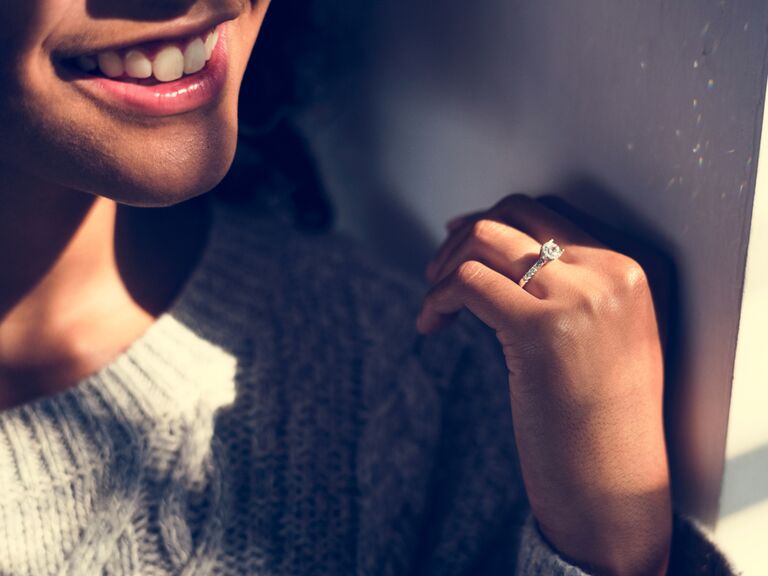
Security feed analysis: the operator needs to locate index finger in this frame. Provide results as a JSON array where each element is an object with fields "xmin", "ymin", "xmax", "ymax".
[{"xmin": 490, "ymin": 194, "xmax": 602, "ymax": 250}]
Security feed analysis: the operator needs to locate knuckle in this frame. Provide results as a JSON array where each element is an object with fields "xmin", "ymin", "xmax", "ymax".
[
  {"xmin": 619, "ymin": 258, "xmax": 649, "ymax": 293},
  {"xmin": 569, "ymin": 256, "xmax": 651, "ymax": 319},
  {"xmin": 454, "ymin": 259, "xmax": 486, "ymax": 287},
  {"xmin": 468, "ymin": 218, "xmax": 498, "ymax": 244},
  {"xmin": 604, "ymin": 255, "xmax": 650, "ymax": 300}
]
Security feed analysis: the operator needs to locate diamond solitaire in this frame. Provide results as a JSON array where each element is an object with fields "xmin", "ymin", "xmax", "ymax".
[
  {"xmin": 541, "ymin": 239, "xmax": 565, "ymax": 261},
  {"xmin": 519, "ymin": 239, "xmax": 565, "ymax": 289}
]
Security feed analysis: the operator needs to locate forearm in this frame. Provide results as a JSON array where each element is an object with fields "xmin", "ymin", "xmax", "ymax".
[{"xmin": 509, "ymin": 377, "xmax": 673, "ymax": 575}]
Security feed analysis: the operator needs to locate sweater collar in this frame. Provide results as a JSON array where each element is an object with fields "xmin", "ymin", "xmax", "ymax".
[{"xmin": 0, "ymin": 196, "xmax": 255, "ymax": 492}]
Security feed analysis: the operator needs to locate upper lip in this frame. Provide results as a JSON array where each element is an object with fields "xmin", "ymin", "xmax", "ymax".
[{"xmin": 51, "ymin": 11, "xmax": 237, "ymax": 59}]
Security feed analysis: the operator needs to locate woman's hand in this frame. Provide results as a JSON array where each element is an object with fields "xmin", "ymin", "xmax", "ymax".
[{"xmin": 416, "ymin": 194, "xmax": 673, "ymax": 576}]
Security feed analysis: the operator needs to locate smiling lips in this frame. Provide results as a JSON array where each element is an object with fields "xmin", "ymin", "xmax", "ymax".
[
  {"xmin": 63, "ymin": 24, "xmax": 229, "ymax": 116},
  {"xmin": 72, "ymin": 28, "xmax": 220, "ymax": 84}
]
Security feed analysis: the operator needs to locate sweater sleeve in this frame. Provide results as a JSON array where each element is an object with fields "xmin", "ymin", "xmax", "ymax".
[
  {"xmin": 516, "ymin": 508, "xmax": 737, "ymax": 575},
  {"xmin": 414, "ymin": 310, "xmax": 736, "ymax": 576}
]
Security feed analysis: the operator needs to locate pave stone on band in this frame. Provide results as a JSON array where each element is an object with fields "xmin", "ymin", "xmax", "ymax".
[{"xmin": 518, "ymin": 239, "xmax": 564, "ymax": 289}]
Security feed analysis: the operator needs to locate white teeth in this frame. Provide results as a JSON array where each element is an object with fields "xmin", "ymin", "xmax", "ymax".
[
  {"xmin": 76, "ymin": 55, "xmax": 97, "ymax": 72},
  {"xmin": 183, "ymin": 38, "xmax": 206, "ymax": 74},
  {"xmin": 124, "ymin": 50, "xmax": 152, "ymax": 79},
  {"xmin": 204, "ymin": 30, "xmax": 219, "ymax": 60},
  {"xmin": 153, "ymin": 46, "xmax": 185, "ymax": 82},
  {"xmin": 85, "ymin": 28, "xmax": 219, "ymax": 82},
  {"xmin": 97, "ymin": 51, "xmax": 123, "ymax": 78}
]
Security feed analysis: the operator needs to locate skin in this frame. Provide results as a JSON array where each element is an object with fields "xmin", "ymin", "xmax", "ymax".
[
  {"xmin": 0, "ymin": 0, "xmax": 671, "ymax": 573},
  {"xmin": 0, "ymin": 0, "xmax": 268, "ymax": 407},
  {"xmin": 418, "ymin": 194, "xmax": 673, "ymax": 575}
]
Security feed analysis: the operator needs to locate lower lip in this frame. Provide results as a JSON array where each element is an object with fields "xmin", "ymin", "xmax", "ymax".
[{"xmin": 71, "ymin": 25, "xmax": 229, "ymax": 117}]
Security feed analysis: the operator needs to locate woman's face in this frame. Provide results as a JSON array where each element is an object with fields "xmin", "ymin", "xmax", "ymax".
[{"xmin": 0, "ymin": 0, "xmax": 269, "ymax": 206}]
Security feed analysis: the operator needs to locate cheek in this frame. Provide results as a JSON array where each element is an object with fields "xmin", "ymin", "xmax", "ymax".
[{"xmin": 0, "ymin": 0, "xmax": 76, "ymax": 67}]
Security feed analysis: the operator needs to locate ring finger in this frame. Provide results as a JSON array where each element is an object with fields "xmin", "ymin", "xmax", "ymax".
[{"xmin": 427, "ymin": 218, "xmax": 565, "ymax": 300}]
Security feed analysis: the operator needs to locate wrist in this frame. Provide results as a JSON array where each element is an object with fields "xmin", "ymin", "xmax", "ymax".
[{"xmin": 533, "ymin": 495, "xmax": 672, "ymax": 576}]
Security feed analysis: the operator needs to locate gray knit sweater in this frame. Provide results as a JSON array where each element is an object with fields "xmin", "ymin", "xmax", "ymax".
[{"xmin": 0, "ymin": 194, "xmax": 733, "ymax": 575}]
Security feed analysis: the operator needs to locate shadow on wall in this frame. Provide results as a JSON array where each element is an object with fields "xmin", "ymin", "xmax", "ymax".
[
  {"xmin": 719, "ymin": 443, "xmax": 768, "ymax": 518},
  {"xmin": 299, "ymin": 0, "xmax": 539, "ymax": 276}
]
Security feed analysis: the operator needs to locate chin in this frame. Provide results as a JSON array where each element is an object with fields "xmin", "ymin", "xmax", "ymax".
[
  {"xmin": 103, "ymin": 154, "xmax": 237, "ymax": 208},
  {"xmin": 103, "ymin": 169, "xmax": 230, "ymax": 208},
  {"xmin": 81, "ymin": 118, "xmax": 239, "ymax": 208}
]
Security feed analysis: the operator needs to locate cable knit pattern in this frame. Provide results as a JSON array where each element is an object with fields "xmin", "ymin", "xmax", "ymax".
[{"xmin": 0, "ymin": 194, "xmax": 734, "ymax": 575}]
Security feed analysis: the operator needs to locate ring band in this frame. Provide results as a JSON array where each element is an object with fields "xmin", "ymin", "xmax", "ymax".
[{"xmin": 519, "ymin": 239, "xmax": 564, "ymax": 289}]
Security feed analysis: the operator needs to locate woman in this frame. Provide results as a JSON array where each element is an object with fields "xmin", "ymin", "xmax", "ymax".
[{"xmin": 0, "ymin": 0, "xmax": 734, "ymax": 574}]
